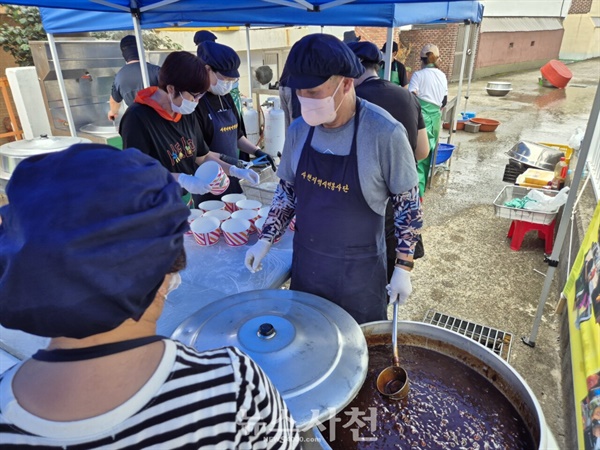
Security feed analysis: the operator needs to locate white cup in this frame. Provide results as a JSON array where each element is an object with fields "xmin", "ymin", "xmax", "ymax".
[
  {"xmin": 258, "ymin": 206, "xmax": 271, "ymax": 218},
  {"xmin": 198, "ymin": 200, "xmax": 225, "ymax": 213},
  {"xmin": 222, "ymin": 193, "xmax": 247, "ymax": 213},
  {"xmin": 190, "ymin": 216, "xmax": 221, "ymax": 246},
  {"xmin": 232, "ymin": 209, "xmax": 259, "ymax": 234},
  {"xmin": 203, "ymin": 209, "xmax": 231, "ymax": 225},
  {"xmin": 221, "ymin": 218, "xmax": 251, "ymax": 246},
  {"xmin": 236, "ymin": 199, "xmax": 262, "ymax": 211}
]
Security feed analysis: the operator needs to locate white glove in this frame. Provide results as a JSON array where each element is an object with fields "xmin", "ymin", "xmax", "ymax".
[
  {"xmin": 245, "ymin": 239, "xmax": 272, "ymax": 273},
  {"xmin": 230, "ymin": 166, "xmax": 260, "ymax": 185},
  {"xmin": 386, "ymin": 267, "xmax": 412, "ymax": 305},
  {"xmin": 178, "ymin": 174, "xmax": 211, "ymax": 195}
]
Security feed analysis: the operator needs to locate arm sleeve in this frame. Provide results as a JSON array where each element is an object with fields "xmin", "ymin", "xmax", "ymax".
[
  {"xmin": 259, "ymin": 180, "xmax": 296, "ymax": 243},
  {"xmin": 111, "ymin": 79, "xmax": 123, "ymax": 103},
  {"xmin": 413, "ymin": 96, "xmax": 426, "ymax": 130},
  {"xmin": 398, "ymin": 62, "xmax": 408, "ymax": 87},
  {"xmin": 408, "ymin": 71, "xmax": 420, "ymax": 94},
  {"xmin": 393, "ymin": 185, "xmax": 422, "ymax": 256},
  {"xmin": 229, "ymin": 347, "xmax": 300, "ymax": 450},
  {"xmin": 119, "ymin": 110, "xmax": 153, "ymax": 154}
]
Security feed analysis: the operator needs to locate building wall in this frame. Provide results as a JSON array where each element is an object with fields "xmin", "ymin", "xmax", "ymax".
[
  {"xmin": 482, "ymin": 0, "xmax": 572, "ymax": 17},
  {"xmin": 355, "ymin": 25, "xmax": 459, "ymax": 81},
  {"xmin": 475, "ymin": 29, "xmax": 564, "ymax": 78},
  {"xmin": 560, "ymin": 0, "xmax": 600, "ymax": 60},
  {"xmin": 569, "ymin": 0, "xmax": 594, "ymax": 14}
]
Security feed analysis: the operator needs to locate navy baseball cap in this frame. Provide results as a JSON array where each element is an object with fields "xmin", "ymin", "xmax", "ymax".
[
  {"xmin": 0, "ymin": 143, "xmax": 189, "ymax": 338},
  {"xmin": 197, "ymin": 41, "xmax": 240, "ymax": 78},
  {"xmin": 194, "ymin": 30, "xmax": 217, "ymax": 45},
  {"xmin": 285, "ymin": 34, "xmax": 365, "ymax": 90},
  {"xmin": 347, "ymin": 41, "xmax": 383, "ymax": 64}
]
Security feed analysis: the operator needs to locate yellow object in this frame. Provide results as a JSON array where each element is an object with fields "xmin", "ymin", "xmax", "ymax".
[
  {"xmin": 516, "ymin": 168, "xmax": 554, "ymax": 188},
  {"xmin": 538, "ymin": 142, "xmax": 574, "ymax": 165}
]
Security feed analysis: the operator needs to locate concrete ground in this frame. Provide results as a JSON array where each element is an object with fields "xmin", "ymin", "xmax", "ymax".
[{"xmin": 402, "ymin": 58, "xmax": 600, "ymax": 448}]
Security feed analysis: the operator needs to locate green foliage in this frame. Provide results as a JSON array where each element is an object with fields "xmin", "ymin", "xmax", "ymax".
[
  {"xmin": 91, "ymin": 30, "xmax": 183, "ymax": 51},
  {"xmin": 0, "ymin": 6, "xmax": 46, "ymax": 67}
]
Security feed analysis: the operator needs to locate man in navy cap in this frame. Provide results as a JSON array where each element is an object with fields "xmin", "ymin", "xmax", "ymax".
[
  {"xmin": 107, "ymin": 35, "xmax": 160, "ymax": 121},
  {"xmin": 245, "ymin": 33, "xmax": 422, "ymax": 324},
  {"xmin": 349, "ymin": 40, "xmax": 429, "ymax": 281},
  {"xmin": 193, "ymin": 30, "xmax": 217, "ymax": 45}
]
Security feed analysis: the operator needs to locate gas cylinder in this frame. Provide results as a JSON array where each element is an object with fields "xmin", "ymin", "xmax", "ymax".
[
  {"xmin": 263, "ymin": 96, "xmax": 285, "ymax": 158},
  {"xmin": 242, "ymin": 99, "xmax": 260, "ymax": 146}
]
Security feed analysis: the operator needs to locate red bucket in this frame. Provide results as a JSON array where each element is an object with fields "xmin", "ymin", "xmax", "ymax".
[{"xmin": 540, "ymin": 60, "xmax": 572, "ymax": 89}]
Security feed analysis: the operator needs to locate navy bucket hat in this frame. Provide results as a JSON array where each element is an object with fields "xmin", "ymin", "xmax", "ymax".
[
  {"xmin": 285, "ymin": 34, "xmax": 365, "ymax": 90},
  {"xmin": 347, "ymin": 41, "xmax": 383, "ymax": 64},
  {"xmin": 0, "ymin": 143, "xmax": 190, "ymax": 338},
  {"xmin": 197, "ymin": 41, "xmax": 240, "ymax": 78}
]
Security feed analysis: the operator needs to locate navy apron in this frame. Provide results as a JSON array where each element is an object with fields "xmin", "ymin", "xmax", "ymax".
[
  {"xmin": 196, "ymin": 95, "xmax": 243, "ymax": 203},
  {"xmin": 290, "ymin": 102, "xmax": 387, "ymax": 324}
]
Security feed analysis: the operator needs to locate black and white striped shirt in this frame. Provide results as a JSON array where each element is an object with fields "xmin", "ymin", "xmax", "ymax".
[{"xmin": 0, "ymin": 341, "xmax": 301, "ymax": 449}]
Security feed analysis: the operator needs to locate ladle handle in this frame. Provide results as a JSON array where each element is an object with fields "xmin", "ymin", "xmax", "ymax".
[{"xmin": 392, "ymin": 302, "xmax": 399, "ymax": 365}]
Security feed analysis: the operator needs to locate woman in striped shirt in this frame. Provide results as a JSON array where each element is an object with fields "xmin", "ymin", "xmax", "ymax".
[{"xmin": 0, "ymin": 143, "xmax": 300, "ymax": 449}]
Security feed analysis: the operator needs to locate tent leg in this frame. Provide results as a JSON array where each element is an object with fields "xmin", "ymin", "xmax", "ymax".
[
  {"xmin": 463, "ymin": 23, "xmax": 479, "ymax": 113},
  {"xmin": 449, "ymin": 22, "xmax": 470, "ymax": 145},
  {"xmin": 246, "ymin": 25, "xmax": 253, "ymax": 98},
  {"xmin": 383, "ymin": 28, "xmax": 393, "ymax": 81},
  {"xmin": 47, "ymin": 33, "xmax": 77, "ymax": 137},
  {"xmin": 132, "ymin": 13, "xmax": 149, "ymax": 88},
  {"xmin": 523, "ymin": 84, "xmax": 600, "ymax": 347}
]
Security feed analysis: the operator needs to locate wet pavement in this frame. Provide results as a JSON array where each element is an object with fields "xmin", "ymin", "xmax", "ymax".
[{"xmin": 401, "ymin": 58, "xmax": 600, "ymax": 448}]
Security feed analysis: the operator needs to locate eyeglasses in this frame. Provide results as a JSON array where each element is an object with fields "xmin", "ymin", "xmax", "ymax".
[{"xmin": 181, "ymin": 91, "xmax": 205, "ymax": 101}]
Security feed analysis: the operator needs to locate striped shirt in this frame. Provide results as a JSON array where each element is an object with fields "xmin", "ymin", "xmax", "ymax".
[{"xmin": 0, "ymin": 341, "xmax": 301, "ymax": 449}]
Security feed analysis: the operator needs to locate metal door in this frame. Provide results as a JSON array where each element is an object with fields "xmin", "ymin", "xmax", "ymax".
[{"xmin": 450, "ymin": 24, "xmax": 479, "ymax": 82}]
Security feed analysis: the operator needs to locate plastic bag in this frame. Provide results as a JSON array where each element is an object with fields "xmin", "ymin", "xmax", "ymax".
[
  {"xmin": 568, "ymin": 127, "xmax": 585, "ymax": 151},
  {"xmin": 523, "ymin": 187, "xmax": 570, "ymax": 212}
]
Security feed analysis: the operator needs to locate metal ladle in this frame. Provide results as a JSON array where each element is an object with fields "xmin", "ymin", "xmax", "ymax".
[{"xmin": 376, "ymin": 302, "xmax": 409, "ymax": 400}]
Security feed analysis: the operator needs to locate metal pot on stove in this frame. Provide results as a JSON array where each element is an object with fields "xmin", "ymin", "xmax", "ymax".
[{"xmin": 0, "ymin": 134, "xmax": 91, "ymax": 179}]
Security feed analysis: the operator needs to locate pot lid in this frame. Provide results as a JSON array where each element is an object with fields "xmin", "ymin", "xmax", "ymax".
[
  {"xmin": 80, "ymin": 120, "xmax": 119, "ymax": 136},
  {"xmin": 0, "ymin": 135, "xmax": 90, "ymax": 157},
  {"xmin": 171, "ymin": 289, "xmax": 368, "ymax": 431}
]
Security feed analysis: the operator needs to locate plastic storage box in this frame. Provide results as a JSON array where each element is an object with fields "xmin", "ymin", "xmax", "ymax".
[
  {"xmin": 493, "ymin": 185, "xmax": 559, "ymax": 225},
  {"xmin": 464, "ymin": 122, "xmax": 480, "ymax": 133}
]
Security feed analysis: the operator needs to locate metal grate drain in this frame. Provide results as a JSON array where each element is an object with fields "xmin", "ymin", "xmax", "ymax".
[{"xmin": 422, "ymin": 310, "xmax": 513, "ymax": 362}]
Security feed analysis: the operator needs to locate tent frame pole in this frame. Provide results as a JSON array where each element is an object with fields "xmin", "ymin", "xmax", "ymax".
[
  {"xmin": 47, "ymin": 33, "xmax": 77, "ymax": 137},
  {"xmin": 449, "ymin": 21, "xmax": 470, "ymax": 144},
  {"xmin": 383, "ymin": 27, "xmax": 393, "ymax": 81},
  {"xmin": 523, "ymin": 84, "xmax": 600, "ymax": 347},
  {"xmin": 463, "ymin": 23, "xmax": 479, "ymax": 113},
  {"xmin": 132, "ymin": 12, "xmax": 150, "ymax": 88},
  {"xmin": 246, "ymin": 25, "xmax": 253, "ymax": 98}
]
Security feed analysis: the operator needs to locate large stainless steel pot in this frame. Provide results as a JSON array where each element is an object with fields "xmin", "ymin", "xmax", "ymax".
[
  {"xmin": 172, "ymin": 289, "xmax": 368, "ymax": 431},
  {"xmin": 507, "ymin": 141, "xmax": 565, "ymax": 171},
  {"xmin": 304, "ymin": 321, "xmax": 559, "ymax": 450},
  {"xmin": 0, "ymin": 135, "xmax": 91, "ymax": 179}
]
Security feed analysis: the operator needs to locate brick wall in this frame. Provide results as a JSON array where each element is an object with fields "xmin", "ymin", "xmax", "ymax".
[
  {"xmin": 568, "ymin": 0, "xmax": 593, "ymax": 14},
  {"xmin": 354, "ymin": 25, "xmax": 459, "ymax": 80}
]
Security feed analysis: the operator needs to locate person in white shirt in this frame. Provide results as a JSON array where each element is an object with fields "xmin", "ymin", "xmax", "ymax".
[{"xmin": 408, "ymin": 43, "xmax": 448, "ymax": 196}]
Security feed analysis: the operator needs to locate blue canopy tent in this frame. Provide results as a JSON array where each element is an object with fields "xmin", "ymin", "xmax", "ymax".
[{"xmin": 26, "ymin": 0, "xmax": 482, "ymax": 138}]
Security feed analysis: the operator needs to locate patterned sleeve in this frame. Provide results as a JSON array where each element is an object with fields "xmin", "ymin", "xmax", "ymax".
[
  {"xmin": 393, "ymin": 185, "xmax": 423, "ymax": 256},
  {"xmin": 258, "ymin": 180, "xmax": 297, "ymax": 243},
  {"xmin": 228, "ymin": 347, "xmax": 301, "ymax": 450}
]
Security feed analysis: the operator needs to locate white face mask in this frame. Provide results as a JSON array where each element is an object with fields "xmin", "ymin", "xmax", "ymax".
[
  {"xmin": 209, "ymin": 78, "xmax": 236, "ymax": 96},
  {"xmin": 170, "ymin": 92, "xmax": 198, "ymax": 115},
  {"xmin": 164, "ymin": 272, "xmax": 182, "ymax": 299},
  {"xmin": 297, "ymin": 79, "xmax": 345, "ymax": 127}
]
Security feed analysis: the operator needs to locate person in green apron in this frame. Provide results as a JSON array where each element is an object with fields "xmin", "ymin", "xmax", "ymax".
[
  {"xmin": 407, "ymin": 44, "xmax": 448, "ymax": 197},
  {"xmin": 378, "ymin": 41, "xmax": 408, "ymax": 88}
]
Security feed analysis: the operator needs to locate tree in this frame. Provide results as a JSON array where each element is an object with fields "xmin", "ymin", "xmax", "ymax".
[
  {"xmin": 91, "ymin": 30, "xmax": 182, "ymax": 51},
  {"xmin": 0, "ymin": 6, "xmax": 46, "ymax": 67}
]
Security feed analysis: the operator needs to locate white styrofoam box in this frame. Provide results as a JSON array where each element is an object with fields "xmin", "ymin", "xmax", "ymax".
[{"xmin": 6, "ymin": 67, "xmax": 52, "ymax": 139}]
